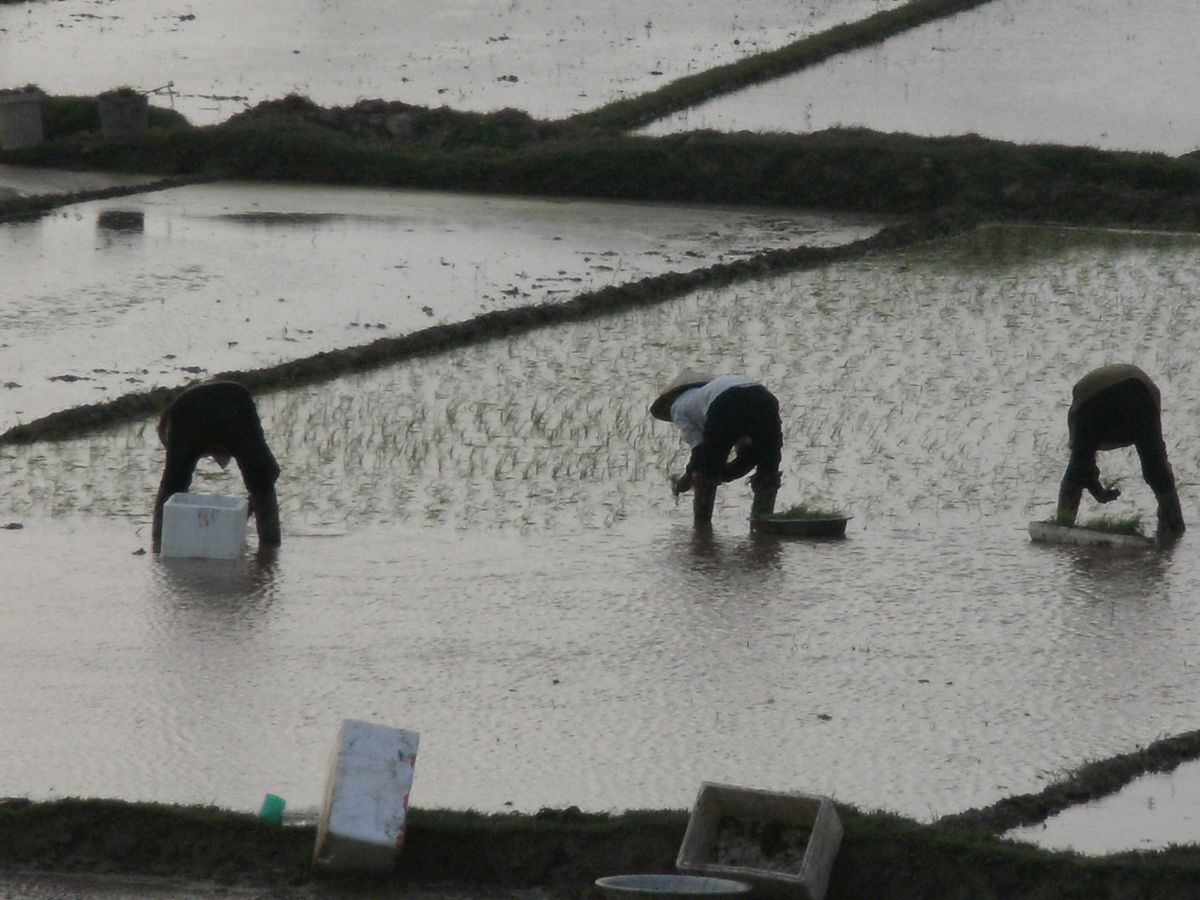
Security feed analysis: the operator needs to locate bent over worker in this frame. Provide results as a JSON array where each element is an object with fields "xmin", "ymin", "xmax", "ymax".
[
  {"xmin": 152, "ymin": 380, "xmax": 282, "ymax": 552},
  {"xmin": 651, "ymin": 368, "xmax": 783, "ymax": 527},
  {"xmin": 1056, "ymin": 363, "xmax": 1184, "ymax": 540}
]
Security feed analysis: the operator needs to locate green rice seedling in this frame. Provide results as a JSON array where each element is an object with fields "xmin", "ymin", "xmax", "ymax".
[
  {"xmin": 769, "ymin": 502, "xmax": 845, "ymax": 520},
  {"xmin": 1078, "ymin": 515, "xmax": 1143, "ymax": 535},
  {"xmin": 1046, "ymin": 510, "xmax": 1142, "ymax": 535}
]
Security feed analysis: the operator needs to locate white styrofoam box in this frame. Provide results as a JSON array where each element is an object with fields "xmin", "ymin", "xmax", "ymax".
[
  {"xmin": 677, "ymin": 782, "xmax": 843, "ymax": 900},
  {"xmin": 1028, "ymin": 520, "xmax": 1152, "ymax": 549},
  {"xmin": 312, "ymin": 719, "xmax": 420, "ymax": 872},
  {"xmin": 160, "ymin": 492, "xmax": 248, "ymax": 559}
]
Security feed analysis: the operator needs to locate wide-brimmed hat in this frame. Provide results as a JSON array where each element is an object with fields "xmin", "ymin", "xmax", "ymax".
[{"xmin": 650, "ymin": 367, "xmax": 712, "ymax": 420}]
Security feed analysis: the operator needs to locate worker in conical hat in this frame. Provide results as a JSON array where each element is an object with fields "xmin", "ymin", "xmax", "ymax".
[
  {"xmin": 651, "ymin": 368, "xmax": 783, "ymax": 528},
  {"xmin": 1056, "ymin": 363, "xmax": 1184, "ymax": 542},
  {"xmin": 152, "ymin": 380, "xmax": 282, "ymax": 553}
]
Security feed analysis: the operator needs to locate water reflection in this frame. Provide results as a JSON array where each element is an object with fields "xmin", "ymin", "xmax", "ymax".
[
  {"xmin": 1059, "ymin": 543, "xmax": 1171, "ymax": 604},
  {"xmin": 686, "ymin": 525, "xmax": 786, "ymax": 572},
  {"xmin": 96, "ymin": 209, "xmax": 146, "ymax": 234},
  {"xmin": 154, "ymin": 553, "xmax": 278, "ymax": 622}
]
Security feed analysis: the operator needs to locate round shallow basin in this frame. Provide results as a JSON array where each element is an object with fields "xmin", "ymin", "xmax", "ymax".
[
  {"xmin": 751, "ymin": 514, "xmax": 850, "ymax": 538},
  {"xmin": 595, "ymin": 874, "xmax": 753, "ymax": 899}
]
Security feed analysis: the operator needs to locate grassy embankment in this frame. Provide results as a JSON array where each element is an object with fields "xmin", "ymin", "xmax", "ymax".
[
  {"xmin": 7, "ymin": 93, "xmax": 1200, "ymax": 230},
  {"xmin": 4, "ymin": 794, "xmax": 1200, "ymax": 899}
]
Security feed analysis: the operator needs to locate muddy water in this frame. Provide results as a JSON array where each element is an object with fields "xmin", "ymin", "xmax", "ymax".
[
  {"xmin": 0, "ymin": 180, "xmax": 881, "ymax": 430},
  {"xmin": 4, "ymin": 224, "xmax": 1200, "ymax": 822},
  {"xmin": 641, "ymin": 0, "xmax": 1200, "ymax": 156},
  {"xmin": 0, "ymin": 0, "xmax": 902, "ymax": 126}
]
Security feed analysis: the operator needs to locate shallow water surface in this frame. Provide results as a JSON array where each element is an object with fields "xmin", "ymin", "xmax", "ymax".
[
  {"xmin": 0, "ymin": 180, "xmax": 880, "ymax": 429},
  {"xmin": 4, "ymin": 225, "xmax": 1200, "ymax": 823},
  {"xmin": 0, "ymin": 0, "xmax": 901, "ymax": 125},
  {"xmin": 3, "ymin": 507, "xmax": 1199, "ymax": 823},
  {"xmin": 641, "ymin": 0, "xmax": 1200, "ymax": 155}
]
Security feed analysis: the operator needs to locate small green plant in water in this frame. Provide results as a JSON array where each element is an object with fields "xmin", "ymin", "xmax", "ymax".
[
  {"xmin": 1046, "ymin": 511, "xmax": 1143, "ymax": 535},
  {"xmin": 1081, "ymin": 515, "xmax": 1143, "ymax": 536}
]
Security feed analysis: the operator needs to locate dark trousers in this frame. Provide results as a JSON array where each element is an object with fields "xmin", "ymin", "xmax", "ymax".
[
  {"xmin": 1065, "ymin": 378, "xmax": 1175, "ymax": 495},
  {"xmin": 687, "ymin": 385, "xmax": 783, "ymax": 483}
]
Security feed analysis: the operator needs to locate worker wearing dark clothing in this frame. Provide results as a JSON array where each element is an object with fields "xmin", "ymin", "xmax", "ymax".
[
  {"xmin": 152, "ymin": 381, "xmax": 281, "ymax": 552},
  {"xmin": 1057, "ymin": 364, "xmax": 1184, "ymax": 540},
  {"xmin": 651, "ymin": 369, "xmax": 783, "ymax": 526}
]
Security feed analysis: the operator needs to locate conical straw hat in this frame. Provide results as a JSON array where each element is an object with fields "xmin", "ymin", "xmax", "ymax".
[{"xmin": 650, "ymin": 367, "xmax": 712, "ymax": 420}]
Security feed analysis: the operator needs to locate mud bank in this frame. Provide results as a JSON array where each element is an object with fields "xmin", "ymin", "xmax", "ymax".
[{"xmin": 3, "ymin": 798, "xmax": 1200, "ymax": 899}]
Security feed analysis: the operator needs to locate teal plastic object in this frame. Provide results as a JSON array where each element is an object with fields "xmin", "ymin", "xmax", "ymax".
[{"xmin": 259, "ymin": 793, "xmax": 287, "ymax": 824}]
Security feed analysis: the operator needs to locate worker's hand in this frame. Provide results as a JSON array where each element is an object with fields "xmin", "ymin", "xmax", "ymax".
[
  {"xmin": 671, "ymin": 472, "xmax": 693, "ymax": 496},
  {"xmin": 1093, "ymin": 485, "xmax": 1121, "ymax": 503}
]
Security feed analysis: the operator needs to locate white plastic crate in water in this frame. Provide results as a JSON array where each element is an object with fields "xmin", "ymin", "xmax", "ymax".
[
  {"xmin": 312, "ymin": 720, "xmax": 420, "ymax": 872},
  {"xmin": 160, "ymin": 492, "xmax": 248, "ymax": 559}
]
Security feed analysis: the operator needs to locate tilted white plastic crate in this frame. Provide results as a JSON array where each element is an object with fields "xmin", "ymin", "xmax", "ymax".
[
  {"xmin": 160, "ymin": 493, "xmax": 248, "ymax": 559},
  {"xmin": 676, "ymin": 782, "xmax": 843, "ymax": 900},
  {"xmin": 312, "ymin": 720, "xmax": 420, "ymax": 872}
]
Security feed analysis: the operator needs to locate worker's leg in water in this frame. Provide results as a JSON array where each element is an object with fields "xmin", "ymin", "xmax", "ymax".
[
  {"xmin": 248, "ymin": 487, "xmax": 282, "ymax": 547},
  {"xmin": 228, "ymin": 419, "xmax": 282, "ymax": 547},
  {"xmin": 687, "ymin": 400, "xmax": 741, "ymax": 528},
  {"xmin": 1136, "ymin": 426, "xmax": 1184, "ymax": 539},
  {"xmin": 746, "ymin": 390, "xmax": 783, "ymax": 518},
  {"xmin": 691, "ymin": 472, "xmax": 719, "ymax": 527},
  {"xmin": 235, "ymin": 457, "xmax": 282, "ymax": 547}
]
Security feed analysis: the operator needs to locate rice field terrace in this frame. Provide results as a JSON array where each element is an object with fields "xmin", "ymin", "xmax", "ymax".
[
  {"xmin": 4, "ymin": 225, "xmax": 1200, "ymax": 838},
  {"xmin": 3, "ymin": 0, "xmax": 1200, "ymax": 887}
]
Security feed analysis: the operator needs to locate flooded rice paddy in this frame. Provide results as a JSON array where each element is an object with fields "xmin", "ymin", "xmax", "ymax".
[
  {"xmin": 1009, "ymin": 758, "xmax": 1200, "ymax": 854},
  {"xmin": 641, "ymin": 0, "xmax": 1200, "ymax": 156},
  {"xmin": 0, "ymin": 0, "xmax": 902, "ymax": 125},
  {"xmin": 4, "ymin": 224, "xmax": 1200, "ymax": 838},
  {"xmin": 0, "ymin": 180, "xmax": 880, "ymax": 430}
]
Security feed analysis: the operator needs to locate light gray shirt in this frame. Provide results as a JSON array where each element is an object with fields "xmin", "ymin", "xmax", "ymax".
[{"xmin": 669, "ymin": 375, "xmax": 756, "ymax": 447}]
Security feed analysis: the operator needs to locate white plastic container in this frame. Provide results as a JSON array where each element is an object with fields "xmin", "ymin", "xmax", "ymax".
[
  {"xmin": 312, "ymin": 719, "xmax": 420, "ymax": 872},
  {"xmin": 160, "ymin": 492, "xmax": 248, "ymax": 559},
  {"xmin": 677, "ymin": 782, "xmax": 843, "ymax": 900}
]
